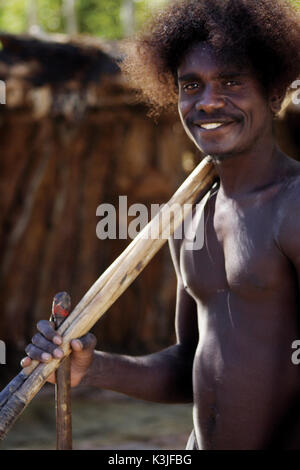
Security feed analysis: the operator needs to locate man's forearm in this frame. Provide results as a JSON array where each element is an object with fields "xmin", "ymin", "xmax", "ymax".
[{"xmin": 80, "ymin": 345, "xmax": 194, "ymax": 404}]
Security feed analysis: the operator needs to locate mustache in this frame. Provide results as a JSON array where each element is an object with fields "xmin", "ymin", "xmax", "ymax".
[{"xmin": 189, "ymin": 113, "xmax": 242, "ymax": 124}]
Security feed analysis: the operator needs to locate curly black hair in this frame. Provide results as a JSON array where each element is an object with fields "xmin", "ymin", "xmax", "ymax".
[{"xmin": 121, "ymin": 0, "xmax": 300, "ymax": 113}]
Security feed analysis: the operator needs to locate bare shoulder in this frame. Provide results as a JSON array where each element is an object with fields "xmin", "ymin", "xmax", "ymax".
[
  {"xmin": 278, "ymin": 158, "xmax": 300, "ymax": 211},
  {"xmin": 275, "ymin": 157, "xmax": 300, "ymax": 259}
]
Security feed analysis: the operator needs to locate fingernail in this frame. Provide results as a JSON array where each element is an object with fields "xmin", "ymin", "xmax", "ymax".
[
  {"xmin": 41, "ymin": 352, "xmax": 51, "ymax": 361},
  {"xmin": 54, "ymin": 348, "xmax": 64, "ymax": 358},
  {"xmin": 53, "ymin": 335, "xmax": 62, "ymax": 345},
  {"xmin": 72, "ymin": 339, "xmax": 82, "ymax": 349}
]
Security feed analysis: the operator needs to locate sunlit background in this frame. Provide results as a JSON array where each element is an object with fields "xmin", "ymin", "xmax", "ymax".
[
  {"xmin": 0, "ymin": 0, "xmax": 195, "ymax": 451},
  {"xmin": 0, "ymin": 0, "xmax": 299, "ymax": 451},
  {"xmin": 0, "ymin": 0, "xmax": 169, "ymax": 39}
]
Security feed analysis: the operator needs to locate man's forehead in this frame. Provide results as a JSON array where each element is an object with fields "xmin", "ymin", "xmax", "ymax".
[{"xmin": 177, "ymin": 42, "xmax": 251, "ymax": 78}]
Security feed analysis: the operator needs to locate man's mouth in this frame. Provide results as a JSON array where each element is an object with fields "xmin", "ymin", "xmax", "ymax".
[
  {"xmin": 200, "ymin": 122, "xmax": 224, "ymax": 130},
  {"xmin": 196, "ymin": 121, "xmax": 236, "ymax": 131}
]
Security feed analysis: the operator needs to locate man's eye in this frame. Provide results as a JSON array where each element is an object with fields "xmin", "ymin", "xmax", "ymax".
[
  {"xmin": 183, "ymin": 83, "xmax": 199, "ymax": 92},
  {"xmin": 224, "ymin": 80, "xmax": 240, "ymax": 87}
]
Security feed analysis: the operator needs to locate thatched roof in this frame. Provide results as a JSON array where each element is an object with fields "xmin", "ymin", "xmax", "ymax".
[{"xmin": 0, "ymin": 33, "xmax": 136, "ymax": 120}]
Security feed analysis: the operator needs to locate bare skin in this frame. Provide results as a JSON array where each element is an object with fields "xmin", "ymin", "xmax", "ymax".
[{"xmin": 22, "ymin": 44, "xmax": 300, "ymax": 449}]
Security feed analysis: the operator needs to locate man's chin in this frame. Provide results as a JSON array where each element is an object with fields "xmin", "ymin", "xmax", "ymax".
[{"xmin": 195, "ymin": 142, "xmax": 237, "ymax": 160}]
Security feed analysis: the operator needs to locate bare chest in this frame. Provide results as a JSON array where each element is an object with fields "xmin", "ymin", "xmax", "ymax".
[{"xmin": 180, "ymin": 191, "xmax": 290, "ymax": 302}]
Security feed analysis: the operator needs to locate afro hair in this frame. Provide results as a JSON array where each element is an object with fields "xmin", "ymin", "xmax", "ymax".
[{"xmin": 121, "ymin": 0, "xmax": 300, "ymax": 113}]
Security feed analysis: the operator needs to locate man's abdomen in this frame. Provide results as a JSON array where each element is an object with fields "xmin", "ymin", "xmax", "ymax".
[{"xmin": 192, "ymin": 299, "xmax": 300, "ymax": 450}]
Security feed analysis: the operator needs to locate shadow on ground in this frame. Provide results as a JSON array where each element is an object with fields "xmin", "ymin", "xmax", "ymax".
[{"xmin": 0, "ymin": 385, "xmax": 193, "ymax": 450}]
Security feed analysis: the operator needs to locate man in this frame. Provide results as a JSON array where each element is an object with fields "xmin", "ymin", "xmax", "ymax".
[{"xmin": 21, "ymin": 0, "xmax": 300, "ymax": 449}]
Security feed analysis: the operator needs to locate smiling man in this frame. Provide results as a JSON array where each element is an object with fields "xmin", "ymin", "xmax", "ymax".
[
  {"xmin": 21, "ymin": 0, "xmax": 300, "ymax": 450},
  {"xmin": 177, "ymin": 45, "xmax": 275, "ymax": 158}
]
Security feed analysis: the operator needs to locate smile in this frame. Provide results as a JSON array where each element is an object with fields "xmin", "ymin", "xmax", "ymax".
[
  {"xmin": 197, "ymin": 121, "xmax": 235, "ymax": 131},
  {"xmin": 200, "ymin": 122, "xmax": 223, "ymax": 130}
]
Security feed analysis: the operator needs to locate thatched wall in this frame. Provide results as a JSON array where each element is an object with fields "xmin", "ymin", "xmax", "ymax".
[
  {"xmin": 0, "ymin": 34, "xmax": 199, "ymax": 374},
  {"xmin": 0, "ymin": 33, "xmax": 299, "ymax": 375}
]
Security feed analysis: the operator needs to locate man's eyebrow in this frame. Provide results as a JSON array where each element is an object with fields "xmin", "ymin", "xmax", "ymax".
[
  {"xmin": 177, "ymin": 73, "xmax": 200, "ymax": 83},
  {"xmin": 217, "ymin": 71, "xmax": 249, "ymax": 79},
  {"xmin": 177, "ymin": 71, "xmax": 249, "ymax": 82}
]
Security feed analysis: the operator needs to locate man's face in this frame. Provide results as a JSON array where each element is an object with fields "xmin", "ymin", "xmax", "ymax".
[{"xmin": 177, "ymin": 43, "xmax": 275, "ymax": 159}]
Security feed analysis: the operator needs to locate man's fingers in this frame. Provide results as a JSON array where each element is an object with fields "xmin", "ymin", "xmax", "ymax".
[
  {"xmin": 25, "ymin": 342, "xmax": 64, "ymax": 361},
  {"xmin": 22, "ymin": 326, "xmax": 95, "ymax": 374},
  {"xmin": 21, "ymin": 332, "xmax": 96, "ymax": 387},
  {"xmin": 20, "ymin": 356, "xmax": 32, "ymax": 368},
  {"xmin": 70, "ymin": 339, "xmax": 83, "ymax": 352},
  {"xmin": 37, "ymin": 319, "xmax": 62, "ymax": 344},
  {"xmin": 25, "ymin": 344, "xmax": 53, "ymax": 362},
  {"xmin": 71, "ymin": 333, "xmax": 97, "ymax": 352},
  {"xmin": 31, "ymin": 333, "xmax": 63, "ymax": 356}
]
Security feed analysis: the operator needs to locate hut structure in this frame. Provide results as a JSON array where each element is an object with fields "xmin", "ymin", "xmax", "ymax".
[{"xmin": 0, "ymin": 33, "xmax": 299, "ymax": 380}]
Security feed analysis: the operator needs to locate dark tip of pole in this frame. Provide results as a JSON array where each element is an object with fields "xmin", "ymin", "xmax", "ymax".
[{"xmin": 53, "ymin": 292, "xmax": 71, "ymax": 311}]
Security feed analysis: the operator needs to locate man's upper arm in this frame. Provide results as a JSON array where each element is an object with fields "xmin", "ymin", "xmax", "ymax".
[
  {"xmin": 168, "ymin": 235, "xmax": 199, "ymax": 352},
  {"xmin": 277, "ymin": 187, "xmax": 300, "ymax": 285}
]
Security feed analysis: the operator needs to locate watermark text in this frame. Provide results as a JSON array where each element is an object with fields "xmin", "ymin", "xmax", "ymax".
[
  {"xmin": 0, "ymin": 340, "xmax": 6, "ymax": 364},
  {"xmin": 0, "ymin": 80, "xmax": 6, "ymax": 105},
  {"xmin": 292, "ymin": 340, "xmax": 300, "ymax": 365},
  {"xmin": 291, "ymin": 80, "xmax": 300, "ymax": 105},
  {"xmin": 96, "ymin": 196, "xmax": 205, "ymax": 250}
]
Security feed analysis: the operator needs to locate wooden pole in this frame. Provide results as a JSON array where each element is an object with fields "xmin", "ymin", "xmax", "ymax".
[
  {"xmin": 51, "ymin": 292, "xmax": 72, "ymax": 450},
  {"xmin": 0, "ymin": 156, "xmax": 217, "ymax": 440}
]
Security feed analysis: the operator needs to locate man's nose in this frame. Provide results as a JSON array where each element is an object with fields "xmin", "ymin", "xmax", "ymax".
[{"xmin": 195, "ymin": 85, "xmax": 225, "ymax": 113}]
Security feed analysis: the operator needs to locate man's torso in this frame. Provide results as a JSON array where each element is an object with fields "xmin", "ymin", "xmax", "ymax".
[{"xmin": 179, "ymin": 163, "xmax": 300, "ymax": 449}]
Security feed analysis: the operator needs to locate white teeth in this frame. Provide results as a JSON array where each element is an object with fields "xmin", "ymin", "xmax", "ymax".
[{"xmin": 200, "ymin": 122, "xmax": 223, "ymax": 130}]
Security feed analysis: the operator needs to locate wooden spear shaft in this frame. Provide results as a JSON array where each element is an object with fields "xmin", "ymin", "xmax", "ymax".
[
  {"xmin": 0, "ymin": 156, "xmax": 217, "ymax": 440},
  {"xmin": 51, "ymin": 292, "xmax": 72, "ymax": 450}
]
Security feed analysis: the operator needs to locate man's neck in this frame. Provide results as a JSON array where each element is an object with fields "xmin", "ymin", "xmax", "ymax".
[{"xmin": 210, "ymin": 138, "xmax": 285, "ymax": 198}]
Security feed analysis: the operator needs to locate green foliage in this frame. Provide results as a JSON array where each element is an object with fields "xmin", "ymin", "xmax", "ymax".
[
  {"xmin": 0, "ymin": 0, "xmax": 27, "ymax": 34},
  {"xmin": 76, "ymin": 0, "xmax": 123, "ymax": 39},
  {"xmin": 135, "ymin": 0, "xmax": 165, "ymax": 27},
  {"xmin": 0, "ymin": 0, "xmax": 297, "ymax": 38},
  {"xmin": 37, "ymin": 0, "xmax": 64, "ymax": 33},
  {"xmin": 75, "ymin": 0, "xmax": 168, "ymax": 38}
]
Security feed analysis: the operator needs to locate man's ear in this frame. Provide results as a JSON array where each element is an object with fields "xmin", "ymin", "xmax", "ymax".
[{"xmin": 268, "ymin": 89, "xmax": 285, "ymax": 115}]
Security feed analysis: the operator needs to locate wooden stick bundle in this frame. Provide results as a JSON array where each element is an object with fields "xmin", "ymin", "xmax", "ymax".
[{"xmin": 0, "ymin": 156, "xmax": 217, "ymax": 440}]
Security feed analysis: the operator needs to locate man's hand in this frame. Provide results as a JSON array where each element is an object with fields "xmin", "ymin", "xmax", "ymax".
[{"xmin": 20, "ymin": 320, "xmax": 97, "ymax": 387}]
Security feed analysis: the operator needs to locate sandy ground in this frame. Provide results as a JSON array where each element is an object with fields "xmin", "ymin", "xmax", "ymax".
[{"xmin": 0, "ymin": 385, "xmax": 193, "ymax": 450}]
